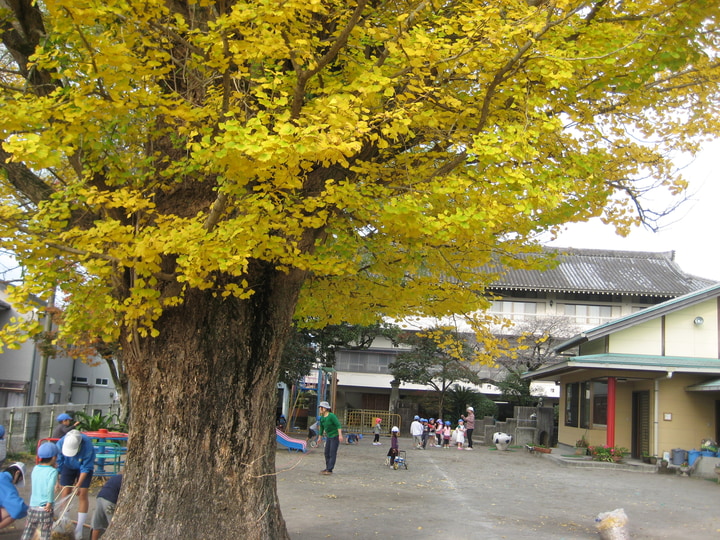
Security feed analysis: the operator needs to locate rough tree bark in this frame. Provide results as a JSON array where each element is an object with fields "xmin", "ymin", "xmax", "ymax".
[{"xmin": 105, "ymin": 265, "xmax": 305, "ymax": 539}]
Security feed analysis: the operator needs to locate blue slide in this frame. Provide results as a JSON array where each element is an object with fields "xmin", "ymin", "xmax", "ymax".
[{"xmin": 276, "ymin": 429, "xmax": 307, "ymax": 452}]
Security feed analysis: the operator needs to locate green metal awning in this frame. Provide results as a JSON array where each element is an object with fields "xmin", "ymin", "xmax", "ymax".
[
  {"xmin": 686, "ymin": 378, "xmax": 720, "ymax": 392},
  {"xmin": 524, "ymin": 353, "xmax": 720, "ymax": 381}
]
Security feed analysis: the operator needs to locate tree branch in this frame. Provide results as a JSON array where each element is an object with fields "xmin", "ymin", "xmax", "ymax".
[{"xmin": 0, "ymin": 146, "xmax": 55, "ymax": 205}]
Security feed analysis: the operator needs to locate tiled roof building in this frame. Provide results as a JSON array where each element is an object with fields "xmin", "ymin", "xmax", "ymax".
[
  {"xmin": 491, "ymin": 248, "xmax": 714, "ymax": 297},
  {"xmin": 329, "ymin": 248, "xmax": 718, "ymax": 416}
]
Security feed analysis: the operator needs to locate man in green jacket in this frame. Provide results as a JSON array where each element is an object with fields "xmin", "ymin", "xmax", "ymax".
[{"xmin": 318, "ymin": 401, "xmax": 344, "ymax": 475}]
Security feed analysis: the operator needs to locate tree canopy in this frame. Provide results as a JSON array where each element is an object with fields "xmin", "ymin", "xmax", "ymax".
[
  {"xmin": 390, "ymin": 328, "xmax": 483, "ymax": 415},
  {"xmin": 280, "ymin": 321, "xmax": 398, "ymax": 384},
  {"xmin": 494, "ymin": 314, "xmax": 579, "ymax": 405},
  {"xmin": 1, "ymin": 0, "xmax": 718, "ymax": 347},
  {"xmin": 1, "ymin": 0, "xmax": 719, "ymax": 537}
]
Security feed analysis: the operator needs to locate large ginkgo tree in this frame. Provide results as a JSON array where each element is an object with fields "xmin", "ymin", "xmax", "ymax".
[{"xmin": 1, "ymin": 0, "xmax": 719, "ymax": 538}]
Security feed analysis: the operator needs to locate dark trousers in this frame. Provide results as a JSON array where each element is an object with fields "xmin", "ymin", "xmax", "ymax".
[
  {"xmin": 466, "ymin": 428, "xmax": 474, "ymax": 448},
  {"xmin": 325, "ymin": 436, "xmax": 339, "ymax": 472}
]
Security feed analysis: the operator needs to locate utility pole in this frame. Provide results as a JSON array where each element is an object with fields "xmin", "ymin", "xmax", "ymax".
[{"xmin": 35, "ymin": 288, "xmax": 55, "ymax": 406}]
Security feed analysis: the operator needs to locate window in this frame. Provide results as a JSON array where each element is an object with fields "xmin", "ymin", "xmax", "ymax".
[
  {"xmin": 580, "ymin": 381, "xmax": 591, "ymax": 429},
  {"xmin": 335, "ymin": 351, "xmax": 393, "ymax": 374},
  {"xmin": 490, "ymin": 301, "xmax": 537, "ymax": 319},
  {"xmin": 566, "ymin": 380, "xmax": 608, "ymax": 427},
  {"xmin": 565, "ymin": 382, "xmax": 579, "ymax": 427},
  {"xmin": 562, "ymin": 304, "xmax": 612, "ymax": 324},
  {"xmin": 95, "ymin": 378, "xmax": 109, "ymax": 386},
  {"xmin": 72, "ymin": 376, "xmax": 88, "ymax": 384},
  {"xmin": 592, "ymin": 382, "xmax": 608, "ymax": 425}
]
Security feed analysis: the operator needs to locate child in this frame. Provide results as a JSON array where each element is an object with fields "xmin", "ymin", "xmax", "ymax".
[
  {"xmin": 456, "ymin": 419, "xmax": 466, "ymax": 450},
  {"xmin": 387, "ymin": 426, "xmax": 400, "ymax": 467},
  {"xmin": 90, "ymin": 474, "xmax": 122, "ymax": 540},
  {"xmin": 21, "ymin": 442, "xmax": 58, "ymax": 540},
  {"xmin": 435, "ymin": 419, "xmax": 443, "ymax": 447},
  {"xmin": 372, "ymin": 418, "xmax": 382, "ymax": 445},
  {"xmin": 307, "ymin": 421, "xmax": 319, "ymax": 445},
  {"xmin": 421, "ymin": 419, "xmax": 429, "ymax": 449},
  {"xmin": 346, "ymin": 433, "xmax": 359, "ymax": 444},
  {"xmin": 442, "ymin": 421, "xmax": 452, "ymax": 449}
]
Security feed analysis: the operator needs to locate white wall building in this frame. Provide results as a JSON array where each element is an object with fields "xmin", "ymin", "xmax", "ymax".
[
  {"xmin": 0, "ymin": 282, "xmax": 117, "ymax": 407},
  {"xmin": 330, "ymin": 248, "xmax": 716, "ymax": 414}
]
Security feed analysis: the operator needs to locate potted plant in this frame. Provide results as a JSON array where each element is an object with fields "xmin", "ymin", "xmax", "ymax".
[
  {"xmin": 588, "ymin": 445, "xmax": 628, "ymax": 463},
  {"xmin": 533, "ymin": 444, "xmax": 552, "ymax": 454},
  {"xmin": 641, "ymin": 451, "xmax": 651, "ymax": 464},
  {"xmin": 574, "ymin": 436, "xmax": 589, "ymax": 455}
]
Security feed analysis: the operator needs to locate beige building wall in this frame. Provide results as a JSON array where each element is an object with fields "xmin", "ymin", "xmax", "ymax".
[
  {"xmin": 664, "ymin": 300, "xmax": 718, "ymax": 358},
  {"xmin": 608, "ymin": 320, "xmax": 662, "ymax": 355},
  {"xmin": 558, "ymin": 371, "xmax": 719, "ymax": 458},
  {"xmin": 656, "ymin": 374, "xmax": 717, "ymax": 456},
  {"xmin": 578, "ymin": 339, "xmax": 605, "ymax": 356}
]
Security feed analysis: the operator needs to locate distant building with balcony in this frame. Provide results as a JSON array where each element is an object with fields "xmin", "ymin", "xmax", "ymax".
[
  {"xmin": 0, "ymin": 281, "xmax": 117, "ymax": 407},
  {"xmin": 331, "ymin": 248, "xmax": 716, "ymax": 414}
]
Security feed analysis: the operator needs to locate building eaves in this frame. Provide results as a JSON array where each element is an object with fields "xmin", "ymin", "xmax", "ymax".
[
  {"xmin": 554, "ymin": 282, "xmax": 720, "ymax": 352},
  {"xmin": 523, "ymin": 353, "xmax": 720, "ymax": 381},
  {"xmin": 489, "ymin": 247, "xmax": 716, "ymax": 297}
]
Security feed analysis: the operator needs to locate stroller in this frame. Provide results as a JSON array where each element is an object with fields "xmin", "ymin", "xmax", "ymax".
[{"xmin": 386, "ymin": 450, "xmax": 407, "ymax": 470}]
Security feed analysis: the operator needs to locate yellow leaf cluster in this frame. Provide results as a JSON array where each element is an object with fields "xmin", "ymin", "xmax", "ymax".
[{"xmin": 0, "ymin": 0, "xmax": 718, "ymax": 348}]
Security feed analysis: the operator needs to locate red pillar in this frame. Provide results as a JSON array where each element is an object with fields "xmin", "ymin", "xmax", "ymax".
[{"xmin": 607, "ymin": 377, "xmax": 616, "ymax": 447}]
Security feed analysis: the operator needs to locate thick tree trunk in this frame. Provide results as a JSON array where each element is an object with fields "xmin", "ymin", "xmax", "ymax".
[{"xmin": 104, "ymin": 266, "xmax": 304, "ymax": 539}]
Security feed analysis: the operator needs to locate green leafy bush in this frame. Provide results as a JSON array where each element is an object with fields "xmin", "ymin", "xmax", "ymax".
[{"xmin": 75, "ymin": 411, "xmax": 127, "ymax": 432}]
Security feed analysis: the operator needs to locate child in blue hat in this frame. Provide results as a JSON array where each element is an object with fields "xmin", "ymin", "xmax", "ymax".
[
  {"xmin": 21, "ymin": 442, "xmax": 59, "ymax": 540},
  {"xmin": 442, "ymin": 421, "xmax": 452, "ymax": 449},
  {"xmin": 455, "ymin": 419, "xmax": 466, "ymax": 450},
  {"xmin": 52, "ymin": 413, "xmax": 78, "ymax": 439}
]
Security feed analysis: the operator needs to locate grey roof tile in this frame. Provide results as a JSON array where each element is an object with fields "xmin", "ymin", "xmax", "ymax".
[{"xmin": 490, "ymin": 247, "xmax": 716, "ymax": 297}]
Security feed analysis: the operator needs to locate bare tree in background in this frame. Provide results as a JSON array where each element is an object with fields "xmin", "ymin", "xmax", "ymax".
[{"xmin": 495, "ymin": 315, "xmax": 579, "ymax": 405}]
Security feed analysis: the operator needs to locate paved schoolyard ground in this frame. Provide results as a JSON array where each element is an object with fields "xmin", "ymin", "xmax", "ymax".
[
  {"xmin": 2, "ymin": 439, "xmax": 718, "ymax": 539},
  {"xmin": 275, "ymin": 437, "xmax": 720, "ymax": 539}
]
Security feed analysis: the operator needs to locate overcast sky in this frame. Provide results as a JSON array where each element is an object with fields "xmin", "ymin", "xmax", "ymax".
[{"xmin": 548, "ymin": 139, "xmax": 720, "ymax": 282}]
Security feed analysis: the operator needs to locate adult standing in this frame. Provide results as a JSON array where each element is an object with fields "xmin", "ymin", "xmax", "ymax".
[
  {"xmin": 317, "ymin": 401, "xmax": 344, "ymax": 475},
  {"xmin": 0, "ymin": 462, "xmax": 27, "ymax": 530},
  {"xmin": 56, "ymin": 429, "xmax": 96, "ymax": 540},
  {"xmin": 461, "ymin": 407, "xmax": 475, "ymax": 450},
  {"xmin": 410, "ymin": 415, "xmax": 423, "ymax": 449},
  {"xmin": 53, "ymin": 413, "xmax": 79, "ymax": 439}
]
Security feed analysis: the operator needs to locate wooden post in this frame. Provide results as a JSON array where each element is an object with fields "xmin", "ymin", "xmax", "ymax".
[{"xmin": 607, "ymin": 376, "xmax": 616, "ymax": 447}]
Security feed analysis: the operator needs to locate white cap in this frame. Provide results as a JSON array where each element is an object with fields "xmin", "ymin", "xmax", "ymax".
[
  {"xmin": 10, "ymin": 462, "xmax": 25, "ymax": 487},
  {"xmin": 467, "ymin": 407, "xmax": 474, "ymax": 411},
  {"xmin": 62, "ymin": 430, "xmax": 82, "ymax": 457},
  {"xmin": 391, "ymin": 426, "xmax": 399, "ymax": 432}
]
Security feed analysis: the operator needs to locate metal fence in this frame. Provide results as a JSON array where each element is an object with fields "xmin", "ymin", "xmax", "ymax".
[{"xmin": 0, "ymin": 403, "xmax": 120, "ymax": 454}]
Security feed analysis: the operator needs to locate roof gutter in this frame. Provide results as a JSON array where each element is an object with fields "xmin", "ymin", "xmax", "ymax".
[{"xmin": 552, "ymin": 333, "xmax": 588, "ymax": 352}]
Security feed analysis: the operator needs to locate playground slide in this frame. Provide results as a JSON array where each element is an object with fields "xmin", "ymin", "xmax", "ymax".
[{"xmin": 276, "ymin": 429, "xmax": 307, "ymax": 452}]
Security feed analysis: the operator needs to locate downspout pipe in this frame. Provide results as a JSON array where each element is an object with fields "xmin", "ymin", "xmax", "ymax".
[{"xmin": 653, "ymin": 373, "xmax": 671, "ymax": 458}]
